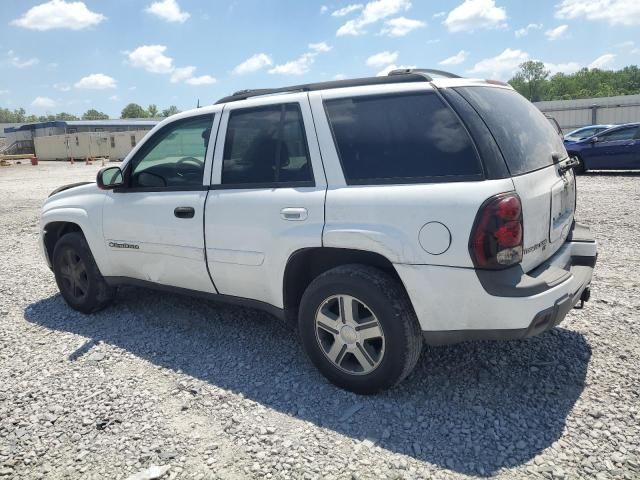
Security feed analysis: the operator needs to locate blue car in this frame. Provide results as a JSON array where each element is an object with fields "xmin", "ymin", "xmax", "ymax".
[
  {"xmin": 565, "ymin": 123, "xmax": 640, "ymax": 172},
  {"xmin": 564, "ymin": 124, "xmax": 613, "ymax": 144}
]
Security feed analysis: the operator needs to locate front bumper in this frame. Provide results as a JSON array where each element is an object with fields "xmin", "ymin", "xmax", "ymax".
[{"xmin": 395, "ymin": 223, "xmax": 597, "ymax": 345}]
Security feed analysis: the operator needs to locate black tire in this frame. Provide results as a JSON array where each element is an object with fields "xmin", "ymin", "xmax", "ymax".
[
  {"xmin": 52, "ymin": 232, "xmax": 116, "ymax": 313},
  {"xmin": 298, "ymin": 264, "xmax": 422, "ymax": 394},
  {"xmin": 574, "ymin": 155, "xmax": 586, "ymax": 174}
]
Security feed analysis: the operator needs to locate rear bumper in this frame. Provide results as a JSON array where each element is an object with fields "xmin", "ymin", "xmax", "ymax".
[{"xmin": 395, "ymin": 223, "xmax": 596, "ymax": 345}]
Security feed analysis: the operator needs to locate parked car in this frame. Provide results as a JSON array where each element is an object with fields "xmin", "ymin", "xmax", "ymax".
[
  {"xmin": 40, "ymin": 69, "xmax": 597, "ymax": 394},
  {"xmin": 565, "ymin": 122, "xmax": 640, "ymax": 172},
  {"xmin": 564, "ymin": 124, "xmax": 614, "ymax": 144}
]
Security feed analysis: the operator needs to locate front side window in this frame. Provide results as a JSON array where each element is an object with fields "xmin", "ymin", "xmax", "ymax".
[
  {"xmin": 324, "ymin": 92, "xmax": 481, "ymax": 184},
  {"xmin": 129, "ymin": 115, "xmax": 213, "ymax": 188},
  {"xmin": 222, "ymin": 103, "xmax": 313, "ymax": 186},
  {"xmin": 599, "ymin": 126, "xmax": 638, "ymax": 142}
]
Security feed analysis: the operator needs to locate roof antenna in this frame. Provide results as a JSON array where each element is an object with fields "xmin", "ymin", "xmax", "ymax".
[{"xmin": 196, "ymin": 98, "xmax": 200, "ymax": 108}]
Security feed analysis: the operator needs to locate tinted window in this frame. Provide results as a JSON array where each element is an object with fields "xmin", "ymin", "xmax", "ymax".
[
  {"xmin": 222, "ymin": 103, "xmax": 313, "ymax": 186},
  {"xmin": 456, "ymin": 87, "xmax": 567, "ymax": 175},
  {"xmin": 599, "ymin": 126, "xmax": 638, "ymax": 141},
  {"xmin": 324, "ymin": 92, "xmax": 481, "ymax": 184},
  {"xmin": 130, "ymin": 115, "xmax": 212, "ymax": 188}
]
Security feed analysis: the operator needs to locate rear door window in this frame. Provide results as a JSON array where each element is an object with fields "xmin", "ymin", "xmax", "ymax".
[
  {"xmin": 222, "ymin": 103, "xmax": 313, "ymax": 186},
  {"xmin": 598, "ymin": 126, "xmax": 638, "ymax": 142},
  {"xmin": 323, "ymin": 92, "xmax": 482, "ymax": 184},
  {"xmin": 455, "ymin": 86, "xmax": 567, "ymax": 175}
]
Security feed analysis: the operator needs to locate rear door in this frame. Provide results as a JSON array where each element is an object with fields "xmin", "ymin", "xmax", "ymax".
[
  {"xmin": 205, "ymin": 93, "xmax": 326, "ymax": 308},
  {"xmin": 455, "ymin": 86, "xmax": 574, "ymax": 272}
]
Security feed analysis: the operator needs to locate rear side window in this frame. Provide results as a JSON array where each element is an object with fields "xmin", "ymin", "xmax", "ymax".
[
  {"xmin": 324, "ymin": 92, "xmax": 482, "ymax": 185},
  {"xmin": 456, "ymin": 86, "xmax": 566, "ymax": 175},
  {"xmin": 222, "ymin": 103, "xmax": 313, "ymax": 186},
  {"xmin": 599, "ymin": 126, "xmax": 638, "ymax": 141}
]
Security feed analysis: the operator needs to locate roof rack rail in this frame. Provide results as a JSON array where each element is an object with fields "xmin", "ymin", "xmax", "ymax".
[
  {"xmin": 387, "ymin": 68, "xmax": 462, "ymax": 80},
  {"xmin": 215, "ymin": 73, "xmax": 429, "ymax": 104}
]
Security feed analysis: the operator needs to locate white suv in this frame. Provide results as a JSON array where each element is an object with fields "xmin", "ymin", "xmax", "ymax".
[{"xmin": 40, "ymin": 69, "xmax": 597, "ymax": 394}]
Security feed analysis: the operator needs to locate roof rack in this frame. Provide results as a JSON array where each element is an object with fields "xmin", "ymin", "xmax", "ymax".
[
  {"xmin": 214, "ymin": 68, "xmax": 461, "ymax": 104},
  {"xmin": 387, "ymin": 68, "xmax": 462, "ymax": 79}
]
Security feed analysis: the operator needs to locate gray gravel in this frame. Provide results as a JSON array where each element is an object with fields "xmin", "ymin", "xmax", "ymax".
[{"xmin": 1, "ymin": 161, "xmax": 639, "ymax": 479}]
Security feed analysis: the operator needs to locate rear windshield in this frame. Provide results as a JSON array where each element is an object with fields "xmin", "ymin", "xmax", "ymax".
[
  {"xmin": 455, "ymin": 86, "xmax": 567, "ymax": 175},
  {"xmin": 324, "ymin": 92, "xmax": 482, "ymax": 184}
]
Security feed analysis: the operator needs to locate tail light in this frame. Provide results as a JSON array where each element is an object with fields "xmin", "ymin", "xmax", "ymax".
[{"xmin": 469, "ymin": 193, "xmax": 523, "ymax": 269}]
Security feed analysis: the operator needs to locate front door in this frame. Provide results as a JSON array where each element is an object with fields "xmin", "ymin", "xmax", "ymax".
[
  {"xmin": 586, "ymin": 125, "xmax": 639, "ymax": 169},
  {"xmin": 102, "ymin": 113, "xmax": 218, "ymax": 293},
  {"xmin": 205, "ymin": 94, "xmax": 326, "ymax": 308}
]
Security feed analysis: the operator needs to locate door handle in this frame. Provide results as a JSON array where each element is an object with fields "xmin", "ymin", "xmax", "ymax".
[
  {"xmin": 174, "ymin": 206, "xmax": 195, "ymax": 219},
  {"xmin": 280, "ymin": 207, "xmax": 308, "ymax": 221}
]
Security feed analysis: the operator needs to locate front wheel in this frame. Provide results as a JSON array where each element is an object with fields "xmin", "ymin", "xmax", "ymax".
[
  {"xmin": 573, "ymin": 155, "xmax": 586, "ymax": 174},
  {"xmin": 298, "ymin": 265, "xmax": 422, "ymax": 394},
  {"xmin": 52, "ymin": 232, "xmax": 116, "ymax": 313}
]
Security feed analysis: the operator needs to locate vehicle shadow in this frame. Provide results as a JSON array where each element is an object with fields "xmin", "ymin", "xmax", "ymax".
[
  {"xmin": 581, "ymin": 170, "xmax": 640, "ymax": 177},
  {"xmin": 25, "ymin": 288, "xmax": 591, "ymax": 476}
]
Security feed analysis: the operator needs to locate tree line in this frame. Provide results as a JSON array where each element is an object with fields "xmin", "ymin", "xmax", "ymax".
[
  {"xmin": 508, "ymin": 62, "xmax": 640, "ymax": 102},
  {"xmin": 0, "ymin": 103, "xmax": 181, "ymax": 123}
]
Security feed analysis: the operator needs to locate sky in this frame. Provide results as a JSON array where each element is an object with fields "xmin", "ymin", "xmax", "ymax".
[{"xmin": 0, "ymin": 0, "xmax": 639, "ymax": 118}]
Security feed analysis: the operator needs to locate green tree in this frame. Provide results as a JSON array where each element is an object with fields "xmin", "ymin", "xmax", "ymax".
[
  {"xmin": 511, "ymin": 61, "xmax": 550, "ymax": 101},
  {"xmin": 120, "ymin": 103, "xmax": 148, "ymax": 119},
  {"xmin": 82, "ymin": 109, "xmax": 109, "ymax": 120},
  {"xmin": 161, "ymin": 105, "xmax": 180, "ymax": 117},
  {"xmin": 147, "ymin": 104, "xmax": 159, "ymax": 117}
]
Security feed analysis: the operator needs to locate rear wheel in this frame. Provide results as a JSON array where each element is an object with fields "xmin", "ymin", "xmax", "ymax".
[
  {"xmin": 53, "ymin": 232, "xmax": 116, "ymax": 313},
  {"xmin": 299, "ymin": 265, "xmax": 422, "ymax": 394}
]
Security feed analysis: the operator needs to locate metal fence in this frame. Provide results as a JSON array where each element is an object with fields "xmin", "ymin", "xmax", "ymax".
[{"xmin": 535, "ymin": 94, "xmax": 640, "ymax": 132}]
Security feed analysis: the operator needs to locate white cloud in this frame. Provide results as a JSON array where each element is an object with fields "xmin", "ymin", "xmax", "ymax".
[
  {"xmin": 427, "ymin": 38, "xmax": 441, "ymax": 44},
  {"xmin": 332, "ymin": 4, "xmax": 364, "ymax": 16},
  {"xmin": 309, "ymin": 42, "xmax": 332, "ymax": 53},
  {"xmin": 170, "ymin": 66, "xmax": 196, "ymax": 82},
  {"xmin": 366, "ymin": 50, "xmax": 399, "ymax": 67},
  {"xmin": 515, "ymin": 23, "xmax": 542, "ymax": 38},
  {"xmin": 74, "ymin": 73, "xmax": 116, "ymax": 89},
  {"xmin": 127, "ymin": 45, "xmax": 174, "ymax": 73},
  {"xmin": 53, "ymin": 83, "xmax": 71, "ymax": 92},
  {"xmin": 109, "ymin": 95, "xmax": 119, "ymax": 101},
  {"xmin": 556, "ymin": 0, "xmax": 640, "ymax": 26},
  {"xmin": 0, "ymin": 90, "xmax": 9, "ymax": 95},
  {"xmin": 337, "ymin": 0, "xmax": 411, "ymax": 36},
  {"xmin": 269, "ymin": 53, "xmax": 316, "ymax": 75},
  {"xmin": 380, "ymin": 16, "xmax": 425, "ymax": 36},
  {"xmin": 433, "ymin": 11, "xmax": 446, "ymax": 18},
  {"xmin": 439, "ymin": 50, "xmax": 468, "ymax": 66},
  {"xmin": 232, "ymin": 53, "xmax": 273, "ymax": 75},
  {"xmin": 443, "ymin": 0, "xmax": 507, "ymax": 32},
  {"xmin": 544, "ymin": 61, "xmax": 581, "ymax": 75},
  {"xmin": 376, "ymin": 64, "xmax": 416, "ymax": 76},
  {"xmin": 333, "ymin": 73, "xmax": 348, "ymax": 80},
  {"xmin": 320, "ymin": 5, "xmax": 329, "ymax": 14},
  {"xmin": 145, "ymin": 0, "xmax": 190, "ymax": 23},
  {"xmin": 11, "ymin": 0, "xmax": 105, "ymax": 31},
  {"xmin": 616, "ymin": 40, "xmax": 635, "ymax": 49},
  {"xmin": 7, "ymin": 50, "xmax": 39, "ymax": 68},
  {"xmin": 589, "ymin": 53, "xmax": 616, "ymax": 69},
  {"xmin": 467, "ymin": 48, "xmax": 528, "ymax": 79},
  {"xmin": 545, "ymin": 24, "xmax": 568, "ymax": 41},
  {"xmin": 185, "ymin": 75, "xmax": 216, "ymax": 85},
  {"xmin": 31, "ymin": 96, "xmax": 56, "ymax": 109}
]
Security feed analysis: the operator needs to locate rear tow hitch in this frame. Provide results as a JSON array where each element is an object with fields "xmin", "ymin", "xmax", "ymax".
[{"xmin": 574, "ymin": 287, "xmax": 591, "ymax": 309}]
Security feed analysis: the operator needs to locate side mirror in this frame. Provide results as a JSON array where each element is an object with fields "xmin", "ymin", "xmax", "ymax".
[
  {"xmin": 97, "ymin": 166, "xmax": 123, "ymax": 190},
  {"xmin": 589, "ymin": 136, "xmax": 599, "ymax": 144}
]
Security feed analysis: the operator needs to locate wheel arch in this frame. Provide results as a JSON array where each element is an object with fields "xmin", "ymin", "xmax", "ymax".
[
  {"xmin": 43, "ymin": 221, "xmax": 85, "ymax": 266},
  {"xmin": 282, "ymin": 247, "xmax": 404, "ymax": 324}
]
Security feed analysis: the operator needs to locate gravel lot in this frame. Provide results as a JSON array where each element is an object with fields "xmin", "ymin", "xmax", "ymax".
[{"xmin": 0, "ymin": 161, "xmax": 639, "ymax": 480}]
